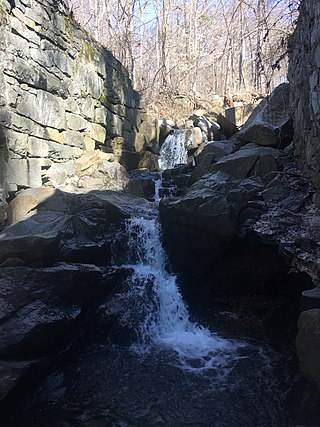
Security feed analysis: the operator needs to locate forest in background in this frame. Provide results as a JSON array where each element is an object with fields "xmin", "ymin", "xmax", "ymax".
[{"xmin": 69, "ymin": 0, "xmax": 300, "ymax": 106}]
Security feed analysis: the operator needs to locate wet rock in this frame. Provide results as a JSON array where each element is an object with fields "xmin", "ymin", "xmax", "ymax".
[
  {"xmin": 297, "ymin": 309, "xmax": 320, "ymax": 394},
  {"xmin": 160, "ymin": 146, "xmax": 316, "ymax": 292},
  {"xmin": 159, "ymin": 119, "xmax": 175, "ymax": 146},
  {"xmin": 237, "ymin": 84, "xmax": 293, "ymax": 148},
  {"xmin": 189, "ymin": 152, "xmax": 216, "ymax": 185},
  {"xmin": 161, "ymin": 165, "xmax": 193, "ymax": 196},
  {"xmin": 260, "ymin": 175, "xmax": 290, "ymax": 202}
]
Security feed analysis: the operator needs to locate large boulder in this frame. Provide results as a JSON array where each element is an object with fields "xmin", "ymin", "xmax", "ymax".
[
  {"xmin": 160, "ymin": 171, "xmax": 264, "ymax": 279},
  {"xmin": 0, "ymin": 189, "xmax": 147, "ymax": 265},
  {"xmin": 194, "ymin": 141, "xmax": 237, "ymax": 165},
  {"xmin": 192, "ymin": 115, "xmax": 221, "ymax": 141},
  {"xmin": 189, "ymin": 141, "xmax": 237, "ymax": 184},
  {"xmin": 185, "ymin": 127, "xmax": 204, "ymax": 148},
  {"xmin": 138, "ymin": 150, "xmax": 159, "ymax": 171},
  {"xmin": 6, "ymin": 187, "xmax": 56, "ymax": 225},
  {"xmin": 209, "ymin": 144, "xmax": 280, "ymax": 182},
  {"xmin": 73, "ymin": 150, "xmax": 129, "ymax": 192},
  {"xmin": 0, "ymin": 264, "xmax": 103, "ymax": 358},
  {"xmin": 75, "ymin": 150, "xmax": 115, "ymax": 177},
  {"xmin": 296, "ymin": 309, "xmax": 320, "ymax": 394},
  {"xmin": 159, "ymin": 143, "xmax": 290, "ymax": 282},
  {"xmin": 0, "ymin": 263, "xmax": 106, "ymax": 400},
  {"xmin": 0, "ymin": 360, "xmax": 35, "ymax": 402},
  {"xmin": 236, "ymin": 84, "xmax": 293, "ymax": 147}
]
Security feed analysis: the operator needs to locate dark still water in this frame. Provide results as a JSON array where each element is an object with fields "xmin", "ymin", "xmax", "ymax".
[
  {"xmin": 1, "ymin": 216, "xmax": 297, "ymax": 426},
  {"xmin": 2, "ymin": 335, "xmax": 294, "ymax": 427}
]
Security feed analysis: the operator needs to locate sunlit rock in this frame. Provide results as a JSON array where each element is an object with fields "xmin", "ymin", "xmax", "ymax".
[{"xmin": 237, "ymin": 84, "xmax": 293, "ymax": 148}]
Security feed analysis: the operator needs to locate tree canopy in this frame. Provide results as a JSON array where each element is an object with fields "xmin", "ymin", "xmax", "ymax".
[{"xmin": 69, "ymin": 0, "xmax": 300, "ymax": 103}]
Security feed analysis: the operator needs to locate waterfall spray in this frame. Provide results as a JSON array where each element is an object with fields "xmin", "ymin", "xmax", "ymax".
[{"xmin": 108, "ymin": 216, "xmax": 243, "ymax": 374}]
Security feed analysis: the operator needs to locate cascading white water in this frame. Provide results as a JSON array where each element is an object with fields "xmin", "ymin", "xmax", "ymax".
[
  {"xmin": 109, "ymin": 216, "xmax": 243, "ymax": 373},
  {"xmin": 153, "ymin": 173, "xmax": 162, "ymax": 202},
  {"xmin": 158, "ymin": 131, "xmax": 188, "ymax": 170}
]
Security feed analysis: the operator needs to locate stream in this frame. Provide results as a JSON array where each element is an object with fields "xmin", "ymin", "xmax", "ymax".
[
  {"xmin": 0, "ymin": 134, "xmax": 303, "ymax": 426},
  {"xmin": 2, "ymin": 201, "xmax": 297, "ymax": 426}
]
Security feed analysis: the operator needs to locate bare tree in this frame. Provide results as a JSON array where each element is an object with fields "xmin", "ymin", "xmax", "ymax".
[{"xmin": 69, "ymin": 0, "xmax": 300, "ymax": 102}]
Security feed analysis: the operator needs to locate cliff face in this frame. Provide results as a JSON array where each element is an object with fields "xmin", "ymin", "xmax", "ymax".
[
  {"xmin": 289, "ymin": 0, "xmax": 320, "ymax": 400},
  {"xmin": 0, "ymin": 0, "xmax": 141, "ymax": 198},
  {"xmin": 288, "ymin": 0, "xmax": 320, "ymax": 196}
]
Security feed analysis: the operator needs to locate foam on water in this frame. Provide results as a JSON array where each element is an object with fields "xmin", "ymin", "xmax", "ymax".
[
  {"xmin": 111, "ymin": 216, "xmax": 243, "ymax": 373},
  {"xmin": 153, "ymin": 174, "xmax": 162, "ymax": 202}
]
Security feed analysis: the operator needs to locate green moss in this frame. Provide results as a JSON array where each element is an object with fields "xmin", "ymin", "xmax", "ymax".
[
  {"xmin": 80, "ymin": 40, "xmax": 98, "ymax": 63},
  {"xmin": 0, "ymin": 7, "xmax": 8, "ymax": 27},
  {"xmin": 64, "ymin": 16, "xmax": 70, "ymax": 35},
  {"xmin": 99, "ymin": 94, "xmax": 109, "ymax": 105}
]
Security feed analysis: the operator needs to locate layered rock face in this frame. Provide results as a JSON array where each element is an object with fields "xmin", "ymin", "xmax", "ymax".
[
  {"xmin": 0, "ymin": 187, "xmax": 147, "ymax": 401},
  {"xmin": 288, "ymin": 0, "xmax": 320, "ymax": 398},
  {"xmin": 0, "ymin": 0, "xmax": 143, "ymax": 203},
  {"xmin": 288, "ymin": 0, "xmax": 320, "ymax": 195}
]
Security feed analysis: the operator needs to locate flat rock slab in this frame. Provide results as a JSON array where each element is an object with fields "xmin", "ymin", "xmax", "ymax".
[
  {"xmin": 1, "ymin": 189, "xmax": 148, "ymax": 265},
  {"xmin": 209, "ymin": 144, "xmax": 281, "ymax": 181}
]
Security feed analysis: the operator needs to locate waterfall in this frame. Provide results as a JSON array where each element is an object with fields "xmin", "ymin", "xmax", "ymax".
[
  {"xmin": 153, "ymin": 173, "xmax": 162, "ymax": 202},
  {"xmin": 158, "ymin": 131, "xmax": 188, "ymax": 170},
  {"xmin": 109, "ymin": 216, "xmax": 242, "ymax": 373}
]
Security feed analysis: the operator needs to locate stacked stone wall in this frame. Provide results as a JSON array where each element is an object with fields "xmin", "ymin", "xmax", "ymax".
[
  {"xmin": 0, "ymin": 0, "xmax": 141, "ymax": 196},
  {"xmin": 288, "ymin": 0, "xmax": 320, "ymax": 197}
]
